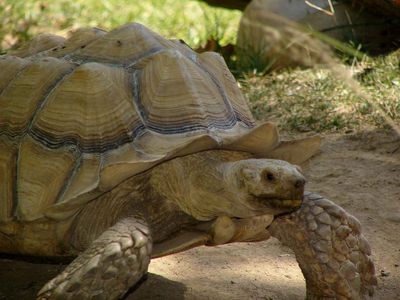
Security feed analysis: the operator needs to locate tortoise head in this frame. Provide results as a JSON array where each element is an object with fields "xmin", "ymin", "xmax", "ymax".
[
  {"xmin": 150, "ymin": 151, "xmax": 305, "ymax": 221},
  {"xmin": 222, "ymin": 159, "xmax": 305, "ymax": 216}
]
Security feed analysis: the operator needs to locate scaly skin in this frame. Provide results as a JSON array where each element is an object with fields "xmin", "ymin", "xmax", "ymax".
[
  {"xmin": 269, "ymin": 192, "xmax": 377, "ymax": 299},
  {"xmin": 37, "ymin": 217, "xmax": 152, "ymax": 300}
]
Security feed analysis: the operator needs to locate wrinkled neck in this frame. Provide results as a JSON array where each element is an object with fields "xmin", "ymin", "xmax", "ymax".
[{"xmin": 149, "ymin": 150, "xmax": 254, "ymax": 220}]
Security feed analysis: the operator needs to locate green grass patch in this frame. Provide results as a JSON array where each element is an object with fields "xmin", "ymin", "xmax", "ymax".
[{"xmin": 0, "ymin": 0, "xmax": 241, "ymax": 52}]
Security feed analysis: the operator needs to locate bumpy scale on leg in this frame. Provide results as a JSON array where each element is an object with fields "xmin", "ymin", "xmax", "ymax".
[
  {"xmin": 37, "ymin": 217, "xmax": 152, "ymax": 300},
  {"xmin": 269, "ymin": 192, "xmax": 377, "ymax": 300}
]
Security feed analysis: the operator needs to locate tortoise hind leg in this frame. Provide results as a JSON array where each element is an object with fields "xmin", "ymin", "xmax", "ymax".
[
  {"xmin": 269, "ymin": 192, "xmax": 377, "ymax": 300},
  {"xmin": 37, "ymin": 217, "xmax": 152, "ymax": 300}
]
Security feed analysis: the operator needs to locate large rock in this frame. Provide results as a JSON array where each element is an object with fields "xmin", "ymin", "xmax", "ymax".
[{"xmin": 237, "ymin": 0, "xmax": 400, "ymax": 70}]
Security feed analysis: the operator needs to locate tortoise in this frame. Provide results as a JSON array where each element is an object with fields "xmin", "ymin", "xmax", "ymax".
[{"xmin": 0, "ymin": 23, "xmax": 376, "ymax": 299}]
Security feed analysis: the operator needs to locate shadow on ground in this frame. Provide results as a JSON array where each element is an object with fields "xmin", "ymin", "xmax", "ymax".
[{"xmin": 0, "ymin": 255, "xmax": 186, "ymax": 300}]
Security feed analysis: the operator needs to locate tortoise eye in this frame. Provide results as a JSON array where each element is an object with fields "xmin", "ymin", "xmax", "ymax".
[{"xmin": 265, "ymin": 172, "xmax": 275, "ymax": 181}]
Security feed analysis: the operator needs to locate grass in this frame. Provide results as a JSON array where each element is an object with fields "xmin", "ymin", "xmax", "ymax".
[
  {"xmin": 241, "ymin": 52, "xmax": 400, "ymax": 133},
  {"xmin": 0, "ymin": 0, "xmax": 241, "ymax": 52},
  {"xmin": 1, "ymin": 0, "xmax": 399, "ymax": 134}
]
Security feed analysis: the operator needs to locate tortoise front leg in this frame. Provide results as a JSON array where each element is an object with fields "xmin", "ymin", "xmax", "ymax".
[
  {"xmin": 269, "ymin": 192, "xmax": 377, "ymax": 300},
  {"xmin": 37, "ymin": 217, "xmax": 152, "ymax": 300}
]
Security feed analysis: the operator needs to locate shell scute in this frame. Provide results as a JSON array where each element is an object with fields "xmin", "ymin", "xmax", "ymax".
[
  {"xmin": 198, "ymin": 52, "xmax": 254, "ymax": 126},
  {"xmin": 9, "ymin": 33, "xmax": 65, "ymax": 58},
  {"xmin": 0, "ymin": 58, "xmax": 74, "ymax": 136},
  {"xmin": 0, "ymin": 56, "xmax": 30, "ymax": 93},
  {"xmin": 47, "ymin": 27, "xmax": 107, "ymax": 59},
  {"xmin": 0, "ymin": 137, "xmax": 17, "ymax": 221},
  {"xmin": 70, "ymin": 23, "xmax": 178, "ymax": 64},
  {"xmin": 31, "ymin": 62, "xmax": 142, "ymax": 152},
  {"xmin": 17, "ymin": 136, "xmax": 79, "ymax": 221},
  {"xmin": 138, "ymin": 50, "xmax": 235, "ymax": 133}
]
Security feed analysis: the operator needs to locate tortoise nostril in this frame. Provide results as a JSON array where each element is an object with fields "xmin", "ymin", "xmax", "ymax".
[
  {"xmin": 294, "ymin": 178, "xmax": 305, "ymax": 188},
  {"xmin": 265, "ymin": 172, "xmax": 275, "ymax": 181}
]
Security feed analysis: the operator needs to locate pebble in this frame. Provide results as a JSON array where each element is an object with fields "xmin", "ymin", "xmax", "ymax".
[{"xmin": 380, "ymin": 270, "xmax": 390, "ymax": 277}]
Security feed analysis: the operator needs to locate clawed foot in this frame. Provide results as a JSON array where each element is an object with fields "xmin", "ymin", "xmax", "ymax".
[
  {"xmin": 269, "ymin": 192, "xmax": 377, "ymax": 299},
  {"xmin": 37, "ymin": 218, "xmax": 152, "ymax": 300}
]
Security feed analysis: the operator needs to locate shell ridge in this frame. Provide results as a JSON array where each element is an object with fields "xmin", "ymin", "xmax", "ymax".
[
  {"xmin": 28, "ymin": 127, "xmax": 142, "ymax": 153},
  {"xmin": 129, "ymin": 70, "xmax": 148, "ymax": 129},
  {"xmin": 54, "ymin": 152, "xmax": 83, "ymax": 204},
  {"xmin": 125, "ymin": 47, "xmax": 165, "ymax": 68}
]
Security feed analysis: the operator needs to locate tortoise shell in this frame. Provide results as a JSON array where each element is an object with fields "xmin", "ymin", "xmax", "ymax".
[{"xmin": 0, "ymin": 23, "xmax": 319, "ymax": 223}]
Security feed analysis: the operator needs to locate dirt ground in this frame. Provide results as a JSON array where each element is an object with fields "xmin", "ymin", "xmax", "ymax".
[{"xmin": 0, "ymin": 130, "xmax": 399, "ymax": 300}]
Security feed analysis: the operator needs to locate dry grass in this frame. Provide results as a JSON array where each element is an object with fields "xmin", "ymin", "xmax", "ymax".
[{"xmin": 241, "ymin": 52, "xmax": 400, "ymax": 133}]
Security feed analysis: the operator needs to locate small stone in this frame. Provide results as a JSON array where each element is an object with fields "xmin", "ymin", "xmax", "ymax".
[
  {"xmin": 380, "ymin": 270, "xmax": 390, "ymax": 277},
  {"xmin": 395, "ymin": 264, "xmax": 399, "ymax": 267}
]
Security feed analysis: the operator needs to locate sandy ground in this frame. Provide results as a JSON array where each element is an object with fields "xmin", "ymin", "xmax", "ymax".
[{"xmin": 0, "ymin": 130, "xmax": 399, "ymax": 300}]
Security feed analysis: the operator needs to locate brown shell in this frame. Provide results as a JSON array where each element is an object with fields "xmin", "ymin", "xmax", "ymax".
[{"xmin": 0, "ymin": 23, "xmax": 320, "ymax": 222}]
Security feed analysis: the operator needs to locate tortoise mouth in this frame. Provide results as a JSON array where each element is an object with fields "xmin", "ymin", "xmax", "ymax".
[{"xmin": 251, "ymin": 194, "xmax": 303, "ymax": 214}]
